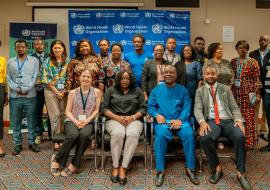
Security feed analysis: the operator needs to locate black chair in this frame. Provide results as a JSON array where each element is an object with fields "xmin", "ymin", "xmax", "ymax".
[
  {"xmin": 101, "ymin": 116, "xmax": 148, "ymax": 173},
  {"xmin": 198, "ymin": 136, "xmax": 236, "ymax": 172},
  {"xmin": 52, "ymin": 113, "xmax": 99, "ymax": 171},
  {"xmin": 149, "ymin": 117, "xmax": 197, "ymax": 172}
]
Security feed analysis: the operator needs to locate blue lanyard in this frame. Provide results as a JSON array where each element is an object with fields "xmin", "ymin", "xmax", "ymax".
[
  {"xmin": 236, "ymin": 57, "xmax": 247, "ymax": 79},
  {"xmin": 17, "ymin": 56, "xmax": 27, "ymax": 75}
]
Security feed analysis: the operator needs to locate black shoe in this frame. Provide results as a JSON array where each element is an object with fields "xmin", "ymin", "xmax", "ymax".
[
  {"xmin": 209, "ymin": 170, "xmax": 223, "ymax": 184},
  {"xmin": 155, "ymin": 172, "xmax": 165, "ymax": 187},
  {"xmin": 259, "ymin": 145, "xmax": 270, "ymax": 152},
  {"xmin": 12, "ymin": 145, "xmax": 22, "ymax": 155},
  {"xmin": 0, "ymin": 152, "xmax": 5, "ymax": 158},
  {"xmin": 119, "ymin": 177, "xmax": 127, "ymax": 186},
  {"xmin": 186, "ymin": 169, "xmax": 200, "ymax": 185},
  {"xmin": 237, "ymin": 175, "xmax": 251, "ymax": 190},
  {"xmin": 110, "ymin": 174, "xmax": 119, "ymax": 183},
  {"xmin": 29, "ymin": 144, "xmax": 40, "ymax": 153}
]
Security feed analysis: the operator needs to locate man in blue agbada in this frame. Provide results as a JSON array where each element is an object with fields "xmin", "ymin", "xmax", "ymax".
[{"xmin": 148, "ymin": 65, "xmax": 199, "ymax": 187}]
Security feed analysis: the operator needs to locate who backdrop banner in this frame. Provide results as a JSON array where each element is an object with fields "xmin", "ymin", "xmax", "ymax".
[
  {"xmin": 69, "ymin": 10, "xmax": 190, "ymax": 57},
  {"xmin": 9, "ymin": 22, "xmax": 57, "ymax": 58}
]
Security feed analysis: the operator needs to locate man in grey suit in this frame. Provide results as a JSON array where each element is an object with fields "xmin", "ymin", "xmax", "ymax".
[{"xmin": 194, "ymin": 64, "xmax": 251, "ymax": 190}]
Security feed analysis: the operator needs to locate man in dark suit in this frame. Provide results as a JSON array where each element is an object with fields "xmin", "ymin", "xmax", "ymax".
[
  {"xmin": 194, "ymin": 64, "xmax": 251, "ymax": 190},
  {"xmin": 249, "ymin": 35, "xmax": 270, "ymax": 141},
  {"xmin": 32, "ymin": 39, "xmax": 50, "ymax": 144}
]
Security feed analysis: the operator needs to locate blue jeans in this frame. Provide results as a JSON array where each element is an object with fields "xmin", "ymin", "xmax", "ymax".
[
  {"xmin": 154, "ymin": 122, "xmax": 196, "ymax": 172},
  {"xmin": 264, "ymin": 93, "xmax": 270, "ymax": 144},
  {"xmin": 10, "ymin": 97, "xmax": 37, "ymax": 146}
]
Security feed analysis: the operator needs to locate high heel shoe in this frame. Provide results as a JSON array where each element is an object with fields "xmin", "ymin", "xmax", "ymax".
[
  {"xmin": 119, "ymin": 177, "xmax": 127, "ymax": 185},
  {"xmin": 110, "ymin": 168, "xmax": 119, "ymax": 183}
]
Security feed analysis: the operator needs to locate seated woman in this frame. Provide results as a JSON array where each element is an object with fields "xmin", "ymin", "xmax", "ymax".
[
  {"xmin": 101, "ymin": 70, "xmax": 146, "ymax": 185},
  {"xmin": 50, "ymin": 67, "xmax": 101, "ymax": 177}
]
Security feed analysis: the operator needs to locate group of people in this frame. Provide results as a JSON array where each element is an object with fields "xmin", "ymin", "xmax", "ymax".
[{"xmin": 0, "ymin": 33, "xmax": 269, "ymax": 190}]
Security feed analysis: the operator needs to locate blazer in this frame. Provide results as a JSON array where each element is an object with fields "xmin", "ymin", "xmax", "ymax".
[
  {"xmin": 249, "ymin": 49, "xmax": 270, "ymax": 95},
  {"xmin": 141, "ymin": 59, "xmax": 171, "ymax": 95},
  {"xmin": 194, "ymin": 83, "xmax": 243, "ymax": 123}
]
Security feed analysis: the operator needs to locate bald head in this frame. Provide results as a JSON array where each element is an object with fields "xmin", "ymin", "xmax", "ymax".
[{"xmin": 259, "ymin": 35, "xmax": 269, "ymax": 50}]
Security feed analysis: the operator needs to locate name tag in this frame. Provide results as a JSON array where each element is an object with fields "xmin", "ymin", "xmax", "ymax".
[
  {"xmin": 57, "ymin": 83, "xmax": 64, "ymax": 90},
  {"xmin": 78, "ymin": 114, "xmax": 87, "ymax": 121},
  {"xmin": 234, "ymin": 79, "xmax": 241, "ymax": 87},
  {"xmin": 209, "ymin": 106, "xmax": 215, "ymax": 118}
]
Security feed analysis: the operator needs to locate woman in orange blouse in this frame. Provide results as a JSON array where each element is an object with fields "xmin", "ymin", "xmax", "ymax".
[{"xmin": 0, "ymin": 49, "xmax": 8, "ymax": 157}]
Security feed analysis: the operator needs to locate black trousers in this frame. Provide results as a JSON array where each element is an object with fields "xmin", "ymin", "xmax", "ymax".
[
  {"xmin": 55, "ymin": 121, "xmax": 93, "ymax": 168},
  {"xmin": 35, "ymin": 89, "xmax": 51, "ymax": 136},
  {"xmin": 200, "ymin": 119, "xmax": 246, "ymax": 173},
  {"xmin": 0, "ymin": 85, "xmax": 5, "ymax": 140}
]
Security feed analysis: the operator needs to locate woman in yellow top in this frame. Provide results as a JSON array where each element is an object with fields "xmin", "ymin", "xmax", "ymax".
[{"xmin": 0, "ymin": 54, "xmax": 8, "ymax": 157}]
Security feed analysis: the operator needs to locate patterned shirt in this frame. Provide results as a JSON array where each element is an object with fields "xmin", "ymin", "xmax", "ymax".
[
  {"xmin": 41, "ymin": 57, "xmax": 69, "ymax": 91},
  {"xmin": 99, "ymin": 59, "xmax": 130, "ymax": 89},
  {"xmin": 66, "ymin": 56, "xmax": 101, "ymax": 90}
]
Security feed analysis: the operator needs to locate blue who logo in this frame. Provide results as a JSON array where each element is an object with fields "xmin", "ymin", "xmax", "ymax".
[
  {"xmin": 112, "ymin": 24, "xmax": 124, "ymax": 34},
  {"xmin": 152, "ymin": 24, "xmax": 163, "ymax": 34},
  {"xmin": 73, "ymin": 24, "xmax": 85, "ymax": 35}
]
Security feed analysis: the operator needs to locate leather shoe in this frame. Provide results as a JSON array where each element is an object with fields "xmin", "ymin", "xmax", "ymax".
[
  {"xmin": 119, "ymin": 177, "xmax": 127, "ymax": 186},
  {"xmin": 186, "ymin": 169, "xmax": 200, "ymax": 185},
  {"xmin": 259, "ymin": 145, "xmax": 270, "ymax": 152},
  {"xmin": 12, "ymin": 145, "xmax": 22, "ymax": 155},
  {"xmin": 209, "ymin": 170, "xmax": 223, "ymax": 184},
  {"xmin": 0, "ymin": 152, "xmax": 5, "ymax": 158},
  {"xmin": 29, "ymin": 144, "xmax": 40, "ymax": 153},
  {"xmin": 155, "ymin": 172, "xmax": 165, "ymax": 187},
  {"xmin": 110, "ymin": 174, "xmax": 119, "ymax": 183},
  {"xmin": 237, "ymin": 175, "xmax": 251, "ymax": 190}
]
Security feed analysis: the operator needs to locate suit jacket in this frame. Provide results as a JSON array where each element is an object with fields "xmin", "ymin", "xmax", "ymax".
[
  {"xmin": 141, "ymin": 59, "xmax": 171, "ymax": 95},
  {"xmin": 194, "ymin": 83, "xmax": 243, "ymax": 123},
  {"xmin": 249, "ymin": 49, "xmax": 270, "ymax": 94}
]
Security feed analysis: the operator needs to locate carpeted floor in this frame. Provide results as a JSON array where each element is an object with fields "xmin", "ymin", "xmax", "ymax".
[{"xmin": 0, "ymin": 129, "xmax": 270, "ymax": 190}]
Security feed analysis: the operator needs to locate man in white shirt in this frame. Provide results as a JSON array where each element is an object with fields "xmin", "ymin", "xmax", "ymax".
[{"xmin": 194, "ymin": 64, "xmax": 251, "ymax": 190}]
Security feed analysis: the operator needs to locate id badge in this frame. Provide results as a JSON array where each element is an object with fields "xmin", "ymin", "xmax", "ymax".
[
  {"xmin": 16, "ymin": 77, "xmax": 22, "ymax": 84},
  {"xmin": 79, "ymin": 114, "xmax": 87, "ymax": 121},
  {"xmin": 209, "ymin": 106, "xmax": 215, "ymax": 118},
  {"xmin": 57, "ymin": 83, "xmax": 64, "ymax": 90},
  {"xmin": 234, "ymin": 79, "xmax": 241, "ymax": 87}
]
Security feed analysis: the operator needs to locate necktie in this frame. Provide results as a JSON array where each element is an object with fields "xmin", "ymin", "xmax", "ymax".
[
  {"xmin": 211, "ymin": 86, "xmax": 220, "ymax": 125},
  {"xmin": 38, "ymin": 56, "xmax": 43, "ymax": 69}
]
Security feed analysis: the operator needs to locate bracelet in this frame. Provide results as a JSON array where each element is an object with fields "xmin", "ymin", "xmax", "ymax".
[{"xmin": 132, "ymin": 115, "xmax": 136, "ymax": 121}]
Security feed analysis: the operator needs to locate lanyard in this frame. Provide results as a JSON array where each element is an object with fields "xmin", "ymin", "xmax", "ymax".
[
  {"xmin": 236, "ymin": 58, "xmax": 247, "ymax": 79},
  {"xmin": 17, "ymin": 56, "xmax": 27, "ymax": 75},
  {"xmin": 165, "ymin": 52, "xmax": 175, "ymax": 64},
  {"xmin": 80, "ymin": 87, "xmax": 91, "ymax": 113},
  {"xmin": 209, "ymin": 85, "xmax": 218, "ymax": 104}
]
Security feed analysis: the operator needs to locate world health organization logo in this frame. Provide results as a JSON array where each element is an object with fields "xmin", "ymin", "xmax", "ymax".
[
  {"xmin": 152, "ymin": 24, "xmax": 163, "ymax": 34},
  {"xmin": 96, "ymin": 12, "xmax": 102, "ymax": 18},
  {"xmin": 71, "ymin": 40, "xmax": 77, "ymax": 46},
  {"xmin": 145, "ymin": 40, "xmax": 151, "ymax": 45},
  {"xmin": 145, "ymin": 12, "xmax": 152, "ymax": 18},
  {"xmin": 22, "ymin": 29, "xmax": 31, "ymax": 37},
  {"xmin": 120, "ymin": 40, "xmax": 127, "ymax": 45},
  {"xmin": 120, "ymin": 12, "xmax": 127, "ymax": 18},
  {"xmin": 112, "ymin": 24, "xmax": 124, "ymax": 34},
  {"xmin": 73, "ymin": 24, "xmax": 85, "ymax": 35},
  {"xmin": 169, "ymin": 13, "xmax": 176, "ymax": 18},
  {"xmin": 70, "ymin": 13, "xmax": 77, "ymax": 19}
]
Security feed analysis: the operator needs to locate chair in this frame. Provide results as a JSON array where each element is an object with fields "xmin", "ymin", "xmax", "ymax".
[
  {"xmin": 101, "ymin": 116, "xmax": 148, "ymax": 173},
  {"xmin": 198, "ymin": 136, "xmax": 236, "ymax": 172},
  {"xmin": 52, "ymin": 113, "xmax": 100, "ymax": 171},
  {"xmin": 149, "ymin": 117, "xmax": 195, "ymax": 172}
]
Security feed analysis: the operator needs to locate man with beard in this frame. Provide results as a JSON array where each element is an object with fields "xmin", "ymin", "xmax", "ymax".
[
  {"xmin": 194, "ymin": 36, "xmax": 207, "ymax": 67},
  {"xmin": 32, "ymin": 38, "xmax": 50, "ymax": 144},
  {"xmin": 194, "ymin": 64, "xmax": 251, "ymax": 190},
  {"xmin": 7, "ymin": 39, "xmax": 40, "ymax": 155},
  {"xmin": 148, "ymin": 65, "xmax": 199, "ymax": 187},
  {"xmin": 163, "ymin": 37, "xmax": 180, "ymax": 66},
  {"xmin": 249, "ymin": 35, "xmax": 270, "ymax": 143},
  {"xmin": 125, "ymin": 33, "xmax": 152, "ymax": 87}
]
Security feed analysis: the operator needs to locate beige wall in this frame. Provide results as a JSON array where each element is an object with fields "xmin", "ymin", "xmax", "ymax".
[{"xmin": 1, "ymin": 0, "xmax": 269, "ymax": 59}]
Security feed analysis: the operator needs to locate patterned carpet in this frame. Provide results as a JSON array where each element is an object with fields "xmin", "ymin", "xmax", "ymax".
[{"xmin": 0, "ymin": 129, "xmax": 270, "ymax": 190}]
